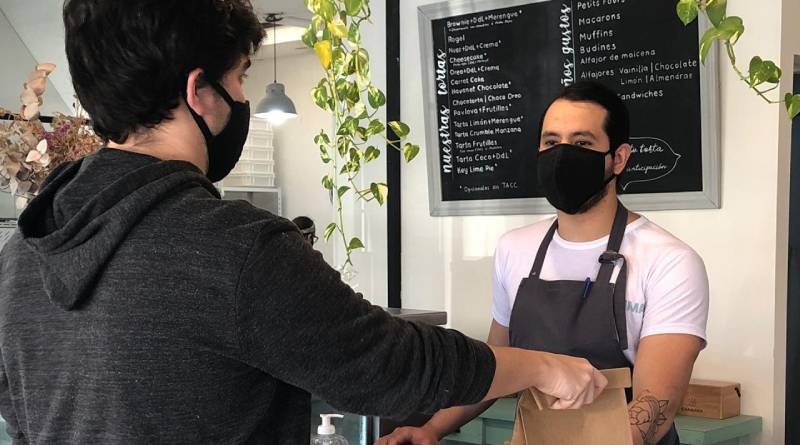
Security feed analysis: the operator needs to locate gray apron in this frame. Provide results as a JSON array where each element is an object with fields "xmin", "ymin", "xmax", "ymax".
[{"xmin": 508, "ymin": 201, "xmax": 679, "ymax": 445}]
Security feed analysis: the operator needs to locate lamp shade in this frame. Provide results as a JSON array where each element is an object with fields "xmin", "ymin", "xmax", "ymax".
[{"xmin": 254, "ymin": 83, "xmax": 298, "ymax": 126}]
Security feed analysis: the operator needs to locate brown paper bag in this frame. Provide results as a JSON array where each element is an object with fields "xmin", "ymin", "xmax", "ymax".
[{"xmin": 510, "ymin": 368, "xmax": 633, "ymax": 445}]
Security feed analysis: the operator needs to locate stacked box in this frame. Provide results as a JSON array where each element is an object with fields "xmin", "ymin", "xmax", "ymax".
[{"xmin": 225, "ymin": 118, "xmax": 276, "ymax": 187}]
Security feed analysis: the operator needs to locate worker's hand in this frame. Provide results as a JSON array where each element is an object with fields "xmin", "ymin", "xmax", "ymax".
[
  {"xmin": 534, "ymin": 352, "xmax": 608, "ymax": 410},
  {"xmin": 374, "ymin": 425, "xmax": 438, "ymax": 445}
]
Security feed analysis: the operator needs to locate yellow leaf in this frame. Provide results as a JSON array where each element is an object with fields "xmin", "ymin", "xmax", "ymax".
[
  {"xmin": 377, "ymin": 183, "xmax": 388, "ymax": 204},
  {"xmin": 314, "ymin": 41, "xmax": 333, "ymax": 69},
  {"xmin": 327, "ymin": 22, "xmax": 348, "ymax": 39}
]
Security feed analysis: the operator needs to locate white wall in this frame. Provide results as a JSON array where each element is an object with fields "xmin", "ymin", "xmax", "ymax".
[
  {"xmin": 347, "ymin": 2, "xmax": 389, "ymax": 306},
  {"xmin": 648, "ymin": 1, "xmax": 789, "ymax": 442},
  {"xmin": 0, "ymin": 3, "xmax": 71, "ymax": 116},
  {"xmin": 244, "ymin": 42, "xmax": 387, "ymax": 306},
  {"xmin": 244, "ymin": 47, "xmax": 337, "ymax": 266},
  {"xmin": 244, "ymin": 28, "xmax": 391, "ymax": 305},
  {"xmin": 357, "ymin": 1, "xmax": 795, "ymax": 444}
]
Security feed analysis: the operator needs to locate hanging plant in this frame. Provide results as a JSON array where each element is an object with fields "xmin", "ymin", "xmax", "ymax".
[
  {"xmin": 302, "ymin": 0, "xmax": 420, "ymax": 268},
  {"xmin": 676, "ymin": 0, "xmax": 800, "ymax": 119},
  {"xmin": 0, "ymin": 64, "xmax": 101, "ymax": 209}
]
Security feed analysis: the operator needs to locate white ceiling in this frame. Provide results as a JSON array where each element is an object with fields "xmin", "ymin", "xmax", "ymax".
[
  {"xmin": 251, "ymin": 0, "xmax": 312, "ymax": 23},
  {"xmin": 251, "ymin": 0, "xmax": 314, "ymax": 60},
  {"xmin": 0, "ymin": 0, "xmax": 313, "ymax": 113}
]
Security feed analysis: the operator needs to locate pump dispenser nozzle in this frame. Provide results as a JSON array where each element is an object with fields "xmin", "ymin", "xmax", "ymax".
[{"xmin": 318, "ymin": 414, "xmax": 344, "ymax": 435}]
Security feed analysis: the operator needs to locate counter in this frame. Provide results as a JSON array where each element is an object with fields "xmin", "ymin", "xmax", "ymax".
[{"xmin": 383, "ymin": 307, "xmax": 447, "ymax": 326}]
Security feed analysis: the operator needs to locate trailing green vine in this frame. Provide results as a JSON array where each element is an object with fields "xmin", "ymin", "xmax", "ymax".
[
  {"xmin": 302, "ymin": 0, "xmax": 420, "ymax": 267},
  {"xmin": 676, "ymin": 0, "xmax": 800, "ymax": 119}
]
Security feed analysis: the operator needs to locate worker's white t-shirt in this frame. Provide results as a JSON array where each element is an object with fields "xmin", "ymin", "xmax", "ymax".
[{"xmin": 492, "ymin": 216, "xmax": 709, "ymax": 364}]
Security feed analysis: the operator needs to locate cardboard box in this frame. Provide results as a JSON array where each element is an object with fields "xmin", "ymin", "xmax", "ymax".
[
  {"xmin": 678, "ymin": 379, "xmax": 741, "ymax": 420},
  {"xmin": 511, "ymin": 368, "xmax": 633, "ymax": 445}
]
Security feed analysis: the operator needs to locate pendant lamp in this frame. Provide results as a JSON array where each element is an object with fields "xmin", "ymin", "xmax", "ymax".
[{"xmin": 255, "ymin": 14, "xmax": 298, "ymax": 125}]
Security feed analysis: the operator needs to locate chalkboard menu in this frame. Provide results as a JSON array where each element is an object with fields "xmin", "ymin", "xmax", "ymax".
[{"xmin": 419, "ymin": 0, "xmax": 720, "ymax": 216}]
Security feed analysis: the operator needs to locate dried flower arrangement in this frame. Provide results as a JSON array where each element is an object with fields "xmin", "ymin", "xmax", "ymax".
[{"xmin": 0, "ymin": 64, "xmax": 101, "ymax": 209}]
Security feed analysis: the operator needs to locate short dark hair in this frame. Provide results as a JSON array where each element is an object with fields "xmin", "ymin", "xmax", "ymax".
[
  {"xmin": 64, "ymin": 0, "xmax": 265, "ymax": 143},
  {"xmin": 538, "ymin": 81, "xmax": 630, "ymax": 152}
]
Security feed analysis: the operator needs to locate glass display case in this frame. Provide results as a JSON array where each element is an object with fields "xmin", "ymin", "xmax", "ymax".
[
  {"xmin": 0, "ymin": 417, "xmax": 10, "ymax": 445},
  {"xmin": 310, "ymin": 399, "xmax": 373, "ymax": 445},
  {"xmin": 309, "ymin": 309, "xmax": 447, "ymax": 444}
]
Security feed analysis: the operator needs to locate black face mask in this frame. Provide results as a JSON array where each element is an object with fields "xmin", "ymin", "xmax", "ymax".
[
  {"xmin": 537, "ymin": 143, "xmax": 617, "ymax": 214},
  {"xmin": 187, "ymin": 79, "xmax": 250, "ymax": 183}
]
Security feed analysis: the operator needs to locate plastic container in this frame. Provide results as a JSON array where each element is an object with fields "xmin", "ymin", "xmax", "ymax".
[
  {"xmin": 311, "ymin": 414, "xmax": 349, "ymax": 445},
  {"xmin": 249, "ymin": 117, "xmax": 273, "ymax": 133},
  {"xmin": 247, "ymin": 132, "xmax": 272, "ymax": 148},
  {"xmin": 223, "ymin": 173, "xmax": 275, "ymax": 188},
  {"xmin": 241, "ymin": 146, "xmax": 274, "ymax": 162},
  {"xmin": 231, "ymin": 119, "xmax": 277, "ymax": 187},
  {"xmin": 231, "ymin": 160, "xmax": 274, "ymax": 176}
]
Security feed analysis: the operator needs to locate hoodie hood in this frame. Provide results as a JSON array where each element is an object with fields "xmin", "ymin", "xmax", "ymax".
[{"xmin": 17, "ymin": 148, "xmax": 219, "ymax": 310}]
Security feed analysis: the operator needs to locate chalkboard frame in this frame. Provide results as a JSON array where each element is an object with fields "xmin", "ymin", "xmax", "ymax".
[{"xmin": 418, "ymin": 0, "xmax": 721, "ymax": 216}]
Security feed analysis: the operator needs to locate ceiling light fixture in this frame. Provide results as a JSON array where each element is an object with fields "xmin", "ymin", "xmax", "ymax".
[{"xmin": 254, "ymin": 13, "xmax": 298, "ymax": 126}]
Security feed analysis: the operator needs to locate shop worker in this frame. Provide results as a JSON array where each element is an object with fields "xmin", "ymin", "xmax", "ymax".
[
  {"xmin": 292, "ymin": 216, "xmax": 318, "ymax": 246},
  {"xmin": 378, "ymin": 82, "xmax": 709, "ymax": 445},
  {"xmin": 0, "ymin": 1, "xmax": 608, "ymax": 444}
]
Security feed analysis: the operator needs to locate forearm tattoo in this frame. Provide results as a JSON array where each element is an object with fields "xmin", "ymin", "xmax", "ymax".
[{"xmin": 629, "ymin": 391, "xmax": 669, "ymax": 445}]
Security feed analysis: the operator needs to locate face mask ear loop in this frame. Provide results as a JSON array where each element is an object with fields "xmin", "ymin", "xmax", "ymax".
[
  {"xmin": 182, "ymin": 87, "xmax": 214, "ymax": 144},
  {"xmin": 208, "ymin": 80, "xmax": 237, "ymax": 108}
]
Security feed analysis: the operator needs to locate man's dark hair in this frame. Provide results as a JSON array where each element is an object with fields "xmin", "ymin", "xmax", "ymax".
[
  {"xmin": 292, "ymin": 216, "xmax": 317, "ymax": 246},
  {"xmin": 538, "ymin": 81, "xmax": 630, "ymax": 152},
  {"xmin": 64, "ymin": 0, "xmax": 265, "ymax": 143}
]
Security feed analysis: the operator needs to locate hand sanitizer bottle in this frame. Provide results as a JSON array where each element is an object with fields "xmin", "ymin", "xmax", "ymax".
[{"xmin": 311, "ymin": 414, "xmax": 349, "ymax": 445}]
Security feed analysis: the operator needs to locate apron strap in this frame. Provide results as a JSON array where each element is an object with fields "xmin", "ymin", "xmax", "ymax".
[
  {"xmin": 611, "ymin": 259, "xmax": 629, "ymax": 350},
  {"xmin": 528, "ymin": 202, "xmax": 627, "ymax": 281},
  {"xmin": 527, "ymin": 220, "xmax": 558, "ymax": 278},
  {"xmin": 595, "ymin": 201, "xmax": 629, "ymax": 286},
  {"xmin": 596, "ymin": 200, "xmax": 630, "ymax": 350}
]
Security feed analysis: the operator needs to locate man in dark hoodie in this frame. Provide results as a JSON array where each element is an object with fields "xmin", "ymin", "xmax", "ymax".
[{"xmin": 0, "ymin": 1, "xmax": 607, "ymax": 444}]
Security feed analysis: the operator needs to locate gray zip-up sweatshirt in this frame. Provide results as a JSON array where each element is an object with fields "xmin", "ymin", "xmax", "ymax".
[{"xmin": 0, "ymin": 148, "xmax": 495, "ymax": 444}]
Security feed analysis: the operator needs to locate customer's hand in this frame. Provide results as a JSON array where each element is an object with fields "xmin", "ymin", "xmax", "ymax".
[
  {"xmin": 374, "ymin": 425, "xmax": 438, "ymax": 445},
  {"xmin": 533, "ymin": 352, "xmax": 607, "ymax": 409}
]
